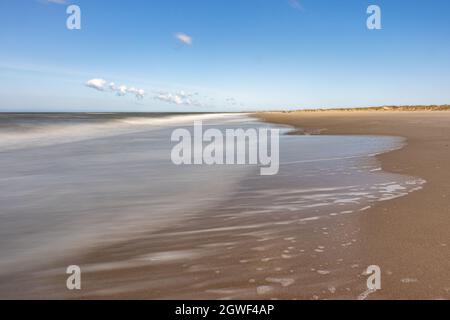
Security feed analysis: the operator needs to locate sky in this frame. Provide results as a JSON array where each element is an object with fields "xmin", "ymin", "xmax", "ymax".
[{"xmin": 1, "ymin": 0, "xmax": 450, "ymax": 112}]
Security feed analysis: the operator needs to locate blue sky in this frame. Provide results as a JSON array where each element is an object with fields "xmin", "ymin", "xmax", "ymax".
[{"xmin": 1, "ymin": 0, "xmax": 450, "ymax": 112}]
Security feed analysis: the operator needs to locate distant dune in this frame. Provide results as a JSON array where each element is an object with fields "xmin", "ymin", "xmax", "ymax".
[{"xmin": 277, "ymin": 105, "xmax": 450, "ymax": 113}]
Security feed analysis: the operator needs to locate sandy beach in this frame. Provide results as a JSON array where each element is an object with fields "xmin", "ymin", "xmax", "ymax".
[
  {"xmin": 0, "ymin": 111, "xmax": 448, "ymax": 300},
  {"xmin": 256, "ymin": 110, "xmax": 450, "ymax": 299}
]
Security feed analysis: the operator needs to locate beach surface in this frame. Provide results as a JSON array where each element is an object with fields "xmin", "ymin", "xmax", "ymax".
[
  {"xmin": 256, "ymin": 110, "xmax": 450, "ymax": 299},
  {"xmin": 0, "ymin": 111, "xmax": 448, "ymax": 300}
]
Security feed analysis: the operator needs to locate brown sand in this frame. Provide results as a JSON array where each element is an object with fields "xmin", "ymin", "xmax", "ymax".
[
  {"xmin": 7, "ymin": 111, "xmax": 449, "ymax": 300},
  {"xmin": 256, "ymin": 111, "xmax": 450, "ymax": 299}
]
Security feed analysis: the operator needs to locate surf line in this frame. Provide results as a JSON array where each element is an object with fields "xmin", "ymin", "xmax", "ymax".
[{"xmin": 170, "ymin": 120, "xmax": 280, "ymax": 175}]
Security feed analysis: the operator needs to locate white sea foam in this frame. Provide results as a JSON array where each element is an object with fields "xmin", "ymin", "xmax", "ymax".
[{"xmin": 0, "ymin": 113, "xmax": 239, "ymax": 151}]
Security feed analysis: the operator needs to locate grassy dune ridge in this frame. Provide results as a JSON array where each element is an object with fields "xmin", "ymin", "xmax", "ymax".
[{"xmin": 277, "ymin": 105, "xmax": 450, "ymax": 113}]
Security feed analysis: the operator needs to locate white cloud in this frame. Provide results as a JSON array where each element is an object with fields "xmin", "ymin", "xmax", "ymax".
[
  {"xmin": 86, "ymin": 79, "xmax": 201, "ymax": 104},
  {"xmin": 155, "ymin": 92, "xmax": 183, "ymax": 105},
  {"xmin": 116, "ymin": 85, "xmax": 128, "ymax": 96},
  {"xmin": 155, "ymin": 91, "xmax": 200, "ymax": 106},
  {"xmin": 86, "ymin": 78, "xmax": 107, "ymax": 91},
  {"xmin": 86, "ymin": 78, "xmax": 145, "ymax": 100},
  {"xmin": 175, "ymin": 33, "xmax": 193, "ymax": 45},
  {"xmin": 127, "ymin": 87, "xmax": 145, "ymax": 100}
]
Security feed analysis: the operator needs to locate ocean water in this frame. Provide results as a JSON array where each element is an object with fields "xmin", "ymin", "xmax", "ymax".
[{"xmin": 0, "ymin": 113, "xmax": 425, "ymax": 285}]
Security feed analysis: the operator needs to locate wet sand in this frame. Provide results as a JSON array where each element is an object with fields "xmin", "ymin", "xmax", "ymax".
[
  {"xmin": 256, "ymin": 111, "xmax": 450, "ymax": 299},
  {"xmin": 3, "ymin": 111, "xmax": 449, "ymax": 300}
]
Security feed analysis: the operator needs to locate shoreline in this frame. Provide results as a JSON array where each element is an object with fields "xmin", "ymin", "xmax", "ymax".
[
  {"xmin": 1, "ymin": 111, "xmax": 448, "ymax": 300},
  {"xmin": 256, "ymin": 111, "xmax": 450, "ymax": 299}
]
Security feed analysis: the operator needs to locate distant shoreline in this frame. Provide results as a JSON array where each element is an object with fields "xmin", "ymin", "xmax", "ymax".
[{"xmin": 269, "ymin": 105, "xmax": 450, "ymax": 113}]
